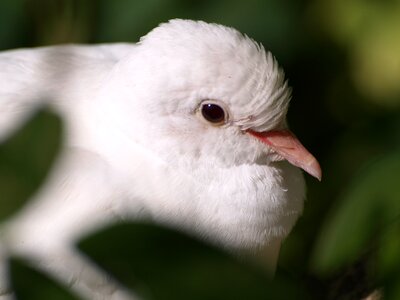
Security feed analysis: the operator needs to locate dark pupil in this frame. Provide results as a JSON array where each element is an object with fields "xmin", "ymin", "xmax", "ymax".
[{"xmin": 201, "ymin": 104, "xmax": 225, "ymax": 123}]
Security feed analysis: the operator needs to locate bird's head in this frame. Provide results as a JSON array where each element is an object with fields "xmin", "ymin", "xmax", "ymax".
[
  {"xmin": 94, "ymin": 20, "xmax": 323, "ymax": 256},
  {"xmin": 112, "ymin": 19, "xmax": 321, "ymax": 181}
]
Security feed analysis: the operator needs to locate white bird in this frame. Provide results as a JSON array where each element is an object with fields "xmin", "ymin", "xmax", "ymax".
[{"xmin": 0, "ymin": 19, "xmax": 321, "ymax": 300}]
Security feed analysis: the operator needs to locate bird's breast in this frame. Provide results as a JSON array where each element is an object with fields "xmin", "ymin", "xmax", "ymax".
[{"xmin": 140, "ymin": 160, "xmax": 306, "ymax": 252}]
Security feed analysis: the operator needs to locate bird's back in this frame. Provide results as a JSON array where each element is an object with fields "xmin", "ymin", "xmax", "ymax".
[{"xmin": 0, "ymin": 43, "xmax": 136, "ymax": 142}]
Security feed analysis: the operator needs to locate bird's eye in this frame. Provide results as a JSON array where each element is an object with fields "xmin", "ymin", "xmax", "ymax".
[{"xmin": 200, "ymin": 102, "xmax": 227, "ymax": 125}]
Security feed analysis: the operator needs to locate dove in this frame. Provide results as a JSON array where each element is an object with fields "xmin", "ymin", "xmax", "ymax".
[{"xmin": 0, "ymin": 19, "xmax": 321, "ymax": 300}]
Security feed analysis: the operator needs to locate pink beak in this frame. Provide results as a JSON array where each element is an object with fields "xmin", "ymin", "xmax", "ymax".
[{"xmin": 247, "ymin": 129, "xmax": 322, "ymax": 181}]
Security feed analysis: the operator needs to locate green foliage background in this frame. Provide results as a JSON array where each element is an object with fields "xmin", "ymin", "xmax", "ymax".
[{"xmin": 0, "ymin": 0, "xmax": 399, "ymax": 299}]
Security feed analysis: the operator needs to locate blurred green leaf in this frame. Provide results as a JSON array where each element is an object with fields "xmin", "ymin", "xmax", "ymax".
[
  {"xmin": 79, "ymin": 222, "xmax": 309, "ymax": 300},
  {"xmin": 10, "ymin": 258, "xmax": 78, "ymax": 300},
  {"xmin": 310, "ymin": 0, "xmax": 400, "ymax": 105},
  {"xmin": 0, "ymin": 0, "xmax": 27, "ymax": 50},
  {"xmin": 312, "ymin": 151, "xmax": 400, "ymax": 274},
  {"xmin": 96, "ymin": 0, "xmax": 168, "ymax": 42},
  {"xmin": 377, "ymin": 219, "xmax": 400, "ymax": 300},
  {"xmin": 0, "ymin": 109, "xmax": 62, "ymax": 221}
]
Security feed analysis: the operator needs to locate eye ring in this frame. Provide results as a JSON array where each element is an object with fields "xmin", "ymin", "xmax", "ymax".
[{"xmin": 198, "ymin": 100, "xmax": 229, "ymax": 126}]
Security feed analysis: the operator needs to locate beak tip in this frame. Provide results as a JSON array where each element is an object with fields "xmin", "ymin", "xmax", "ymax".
[{"xmin": 306, "ymin": 160, "xmax": 322, "ymax": 181}]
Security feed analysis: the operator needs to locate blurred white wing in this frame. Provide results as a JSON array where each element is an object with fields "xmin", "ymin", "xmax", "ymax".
[{"xmin": 0, "ymin": 43, "xmax": 136, "ymax": 142}]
